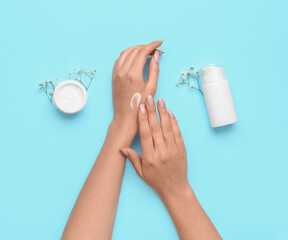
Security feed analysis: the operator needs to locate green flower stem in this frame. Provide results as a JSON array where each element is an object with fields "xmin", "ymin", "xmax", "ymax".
[
  {"xmin": 177, "ymin": 67, "xmax": 203, "ymax": 95},
  {"xmin": 38, "ymin": 68, "xmax": 96, "ymax": 102}
]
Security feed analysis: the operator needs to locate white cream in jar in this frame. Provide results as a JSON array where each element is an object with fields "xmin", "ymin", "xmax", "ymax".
[{"xmin": 53, "ymin": 80, "xmax": 87, "ymax": 114}]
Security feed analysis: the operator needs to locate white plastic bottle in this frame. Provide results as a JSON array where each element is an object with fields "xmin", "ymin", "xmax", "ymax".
[{"xmin": 201, "ymin": 66, "xmax": 238, "ymax": 128}]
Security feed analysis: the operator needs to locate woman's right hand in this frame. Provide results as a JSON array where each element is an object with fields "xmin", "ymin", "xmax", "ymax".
[
  {"xmin": 120, "ymin": 95, "xmax": 189, "ymax": 198},
  {"xmin": 111, "ymin": 40, "xmax": 164, "ymax": 137},
  {"xmin": 119, "ymin": 71, "xmax": 222, "ymax": 240}
]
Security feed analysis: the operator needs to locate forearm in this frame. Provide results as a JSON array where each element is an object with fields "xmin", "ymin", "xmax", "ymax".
[
  {"xmin": 62, "ymin": 120, "xmax": 136, "ymax": 240},
  {"xmin": 161, "ymin": 183, "xmax": 222, "ymax": 240}
]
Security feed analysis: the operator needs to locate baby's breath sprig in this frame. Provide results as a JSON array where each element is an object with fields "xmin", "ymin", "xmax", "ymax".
[
  {"xmin": 68, "ymin": 67, "xmax": 96, "ymax": 91},
  {"xmin": 38, "ymin": 80, "xmax": 59, "ymax": 102},
  {"xmin": 176, "ymin": 65, "xmax": 203, "ymax": 95},
  {"xmin": 38, "ymin": 67, "xmax": 96, "ymax": 102}
]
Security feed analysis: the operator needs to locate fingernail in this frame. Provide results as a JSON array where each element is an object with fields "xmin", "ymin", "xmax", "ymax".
[
  {"xmin": 158, "ymin": 97, "xmax": 165, "ymax": 108},
  {"xmin": 147, "ymin": 95, "xmax": 154, "ymax": 106},
  {"xmin": 168, "ymin": 109, "xmax": 174, "ymax": 119},
  {"xmin": 140, "ymin": 104, "xmax": 146, "ymax": 114},
  {"xmin": 154, "ymin": 50, "xmax": 159, "ymax": 63},
  {"xmin": 157, "ymin": 39, "xmax": 165, "ymax": 42},
  {"xmin": 158, "ymin": 50, "xmax": 165, "ymax": 55},
  {"xmin": 120, "ymin": 148, "xmax": 129, "ymax": 157}
]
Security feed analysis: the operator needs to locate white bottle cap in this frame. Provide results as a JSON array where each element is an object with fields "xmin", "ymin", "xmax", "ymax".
[
  {"xmin": 53, "ymin": 80, "xmax": 87, "ymax": 114},
  {"xmin": 202, "ymin": 66, "xmax": 227, "ymax": 85}
]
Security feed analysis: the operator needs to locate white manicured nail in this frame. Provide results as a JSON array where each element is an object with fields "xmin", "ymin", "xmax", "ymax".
[
  {"xmin": 158, "ymin": 97, "xmax": 165, "ymax": 108},
  {"xmin": 154, "ymin": 50, "xmax": 159, "ymax": 63},
  {"xmin": 168, "ymin": 109, "xmax": 174, "ymax": 119},
  {"xmin": 140, "ymin": 104, "xmax": 146, "ymax": 114},
  {"xmin": 120, "ymin": 148, "xmax": 129, "ymax": 157}
]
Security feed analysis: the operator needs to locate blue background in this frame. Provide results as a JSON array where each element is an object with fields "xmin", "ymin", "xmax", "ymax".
[{"xmin": 0, "ymin": 0, "xmax": 287, "ymax": 239}]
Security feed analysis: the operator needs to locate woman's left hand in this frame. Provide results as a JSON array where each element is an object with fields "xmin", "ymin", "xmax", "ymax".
[{"xmin": 111, "ymin": 40, "xmax": 164, "ymax": 136}]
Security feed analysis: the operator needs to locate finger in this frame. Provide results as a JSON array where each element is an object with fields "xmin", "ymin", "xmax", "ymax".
[
  {"xmin": 113, "ymin": 43, "xmax": 163, "ymax": 74},
  {"xmin": 120, "ymin": 148, "xmax": 143, "ymax": 179},
  {"xmin": 130, "ymin": 40, "xmax": 164, "ymax": 75},
  {"xmin": 113, "ymin": 45, "xmax": 145, "ymax": 72},
  {"xmin": 150, "ymin": 49, "xmax": 164, "ymax": 55},
  {"xmin": 146, "ymin": 50, "xmax": 160, "ymax": 94},
  {"xmin": 138, "ymin": 104, "xmax": 154, "ymax": 152},
  {"xmin": 119, "ymin": 48, "xmax": 140, "ymax": 72},
  {"xmin": 157, "ymin": 97, "xmax": 175, "ymax": 147},
  {"xmin": 146, "ymin": 95, "xmax": 166, "ymax": 148},
  {"xmin": 168, "ymin": 109, "xmax": 185, "ymax": 149}
]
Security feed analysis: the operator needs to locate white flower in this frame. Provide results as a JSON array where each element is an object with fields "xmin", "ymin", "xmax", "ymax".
[
  {"xmin": 89, "ymin": 70, "xmax": 94, "ymax": 74},
  {"xmin": 180, "ymin": 80, "xmax": 184, "ymax": 84},
  {"xmin": 48, "ymin": 80, "xmax": 52, "ymax": 83},
  {"xmin": 181, "ymin": 71, "xmax": 185, "ymax": 75},
  {"xmin": 181, "ymin": 76, "xmax": 187, "ymax": 79},
  {"xmin": 78, "ymin": 67, "xmax": 83, "ymax": 72},
  {"xmin": 45, "ymin": 80, "xmax": 48, "ymax": 83},
  {"xmin": 49, "ymin": 90, "xmax": 53, "ymax": 95},
  {"xmin": 191, "ymin": 65, "xmax": 194, "ymax": 69},
  {"xmin": 56, "ymin": 81, "xmax": 60, "ymax": 85},
  {"xmin": 176, "ymin": 83, "xmax": 179, "ymax": 86},
  {"xmin": 38, "ymin": 86, "xmax": 42, "ymax": 90},
  {"xmin": 189, "ymin": 84, "xmax": 194, "ymax": 88},
  {"xmin": 73, "ymin": 76, "xmax": 77, "ymax": 80},
  {"xmin": 39, "ymin": 82, "xmax": 43, "ymax": 86}
]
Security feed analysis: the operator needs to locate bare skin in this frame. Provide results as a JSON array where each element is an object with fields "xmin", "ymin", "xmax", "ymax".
[
  {"xmin": 62, "ymin": 39, "xmax": 221, "ymax": 240},
  {"xmin": 62, "ymin": 40, "xmax": 163, "ymax": 240},
  {"xmin": 120, "ymin": 97, "xmax": 222, "ymax": 240}
]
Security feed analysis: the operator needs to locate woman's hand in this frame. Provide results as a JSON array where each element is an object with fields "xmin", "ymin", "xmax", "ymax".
[
  {"xmin": 111, "ymin": 40, "xmax": 164, "ymax": 137},
  {"xmin": 119, "ymin": 95, "xmax": 189, "ymax": 198},
  {"xmin": 120, "ymin": 97, "xmax": 222, "ymax": 240}
]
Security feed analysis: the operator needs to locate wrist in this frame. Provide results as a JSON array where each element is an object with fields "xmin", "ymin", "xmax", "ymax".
[
  {"xmin": 159, "ymin": 181, "xmax": 195, "ymax": 205},
  {"xmin": 109, "ymin": 117, "xmax": 138, "ymax": 141},
  {"xmin": 111, "ymin": 115, "xmax": 138, "ymax": 135}
]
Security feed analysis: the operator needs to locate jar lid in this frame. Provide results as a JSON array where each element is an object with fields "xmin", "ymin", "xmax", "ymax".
[{"xmin": 53, "ymin": 80, "xmax": 87, "ymax": 114}]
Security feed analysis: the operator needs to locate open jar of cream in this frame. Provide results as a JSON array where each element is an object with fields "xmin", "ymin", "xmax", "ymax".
[{"xmin": 53, "ymin": 80, "xmax": 88, "ymax": 114}]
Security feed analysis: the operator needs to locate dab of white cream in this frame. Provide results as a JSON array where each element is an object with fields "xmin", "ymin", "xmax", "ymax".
[
  {"xmin": 130, "ymin": 92, "xmax": 141, "ymax": 110},
  {"xmin": 53, "ymin": 80, "xmax": 87, "ymax": 114}
]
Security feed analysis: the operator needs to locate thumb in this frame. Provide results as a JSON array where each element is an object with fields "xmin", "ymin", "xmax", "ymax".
[
  {"xmin": 147, "ymin": 50, "xmax": 161, "ymax": 94},
  {"xmin": 120, "ymin": 148, "xmax": 143, "ymax": 179}
]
